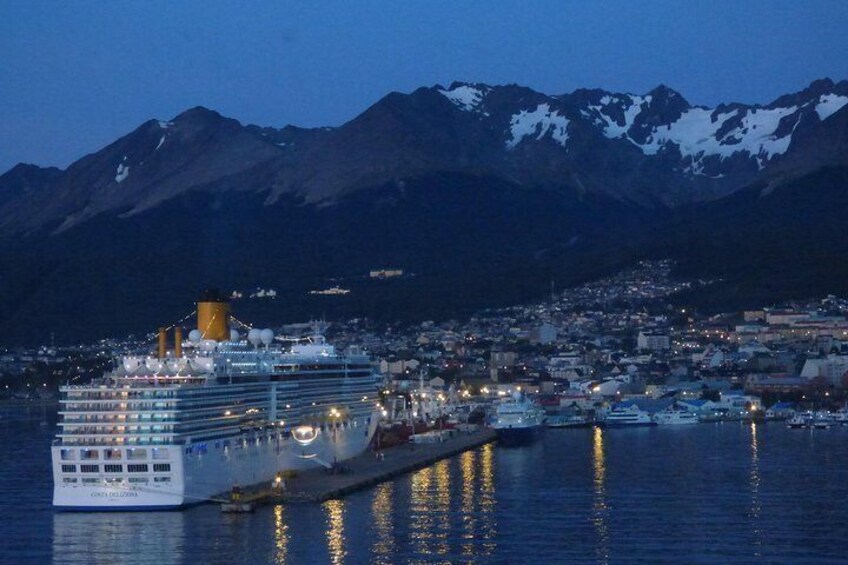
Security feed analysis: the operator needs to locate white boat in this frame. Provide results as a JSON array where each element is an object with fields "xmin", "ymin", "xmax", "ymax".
[
  {"xmin": 52, "ymin": 291, "xmax": 382, "ymax": 511},
  {"xmin": 599, "ymin": 405, "xmax": 656, "ymax": 427},
  {"xmin": 492, "ymin": 394, "xmax": 545, "ymax": 445},
  {"xmin": 812, "ymin": 411, "xmax": 834, "ymax": 429},
  {"xmin": 787, "ymin": 412, "xmax": 813, "ymax": 429},
  {"xmin": 833, "ymin": 407, "xmax": 848, "ymax": 425},
  {"xmin": 546, "ymin": 413, "xmax": 592, "ymax": 428},
  {"xmin": 652, "ymin": 409, "xmax": 699, "ymax": 426}
]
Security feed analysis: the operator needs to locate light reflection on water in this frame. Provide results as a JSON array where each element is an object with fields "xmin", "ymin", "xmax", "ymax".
[
  {"xmin": 592, "ymin": 426, "xmax": 609, "ymax": 565},
  {"xmin": 273, "ymin": 503, "xmax": 289, "ymax": 564},
  {"xmin": 53, "ymin": 511, "xmax": 186, "ymax": 565},
  {"xmin": 409, "ymin": 463, "xmax": 433, "ymax": 558},
  {"xmin": 749, "ymin": 421, "xmax": 762, "ymax": 556},
  {"xmin": 4, "ymin": 402, "xmax": 848, "ymax": 564},
  {"xmin": 433, "ymin": 459, "xmax": 451, "ymax": 556},
  {"xmin": 323, "ymin": 499, "xmax": 346, "ymax": 565},
  {"xmin": 370, "ymin": 482, "xmax": 394, "ymax": 564},
  {"xmin": 478, "ymin": 442, "xmax": 496, "ymax": 557},
  {"xmin": 459, "ymin": 448, "xmax": 477, "ymax": 558}
]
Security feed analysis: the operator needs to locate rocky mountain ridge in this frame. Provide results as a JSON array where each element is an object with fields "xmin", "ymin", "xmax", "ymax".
[{"xmin": 2, "ymin": 78, "xmax": 847, "ymax": 234}]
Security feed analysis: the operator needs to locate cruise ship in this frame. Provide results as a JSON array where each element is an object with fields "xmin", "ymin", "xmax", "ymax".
[
  {"xmin": 491, "ymin": 393, "xmax": 545, "ymax": 446},
  {"xmin": 51, "ymin": 291, "xmax": 382, "ymax": 511}
]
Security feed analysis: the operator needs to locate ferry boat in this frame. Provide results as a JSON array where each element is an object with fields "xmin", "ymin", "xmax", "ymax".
[
  {"xmin": 491, "ymin": 393, "xmax": 545, "ymax": 446},
  {"xmin": 546, "ymin": 413, "xmax": 592, "ymax": 428},
  {"xmin": 599, "ymin": 405, "xmax": 656, "ymax": 427},
  {"xmin": 51, "ymin": 291, "xmax": 382, "ymax": 511},
  {"xmin": 652, "ymin": 408, "xmax": 699, "ymax": 426}
]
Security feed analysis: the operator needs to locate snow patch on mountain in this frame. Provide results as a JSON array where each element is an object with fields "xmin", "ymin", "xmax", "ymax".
[
  {"xmin": 642, "ymin": 106, "xmax": 799, "ymax": 169},
  {"xmin": 438, "ymin": 85, "xmax": 487, "ymax": 111},
  {"xmin": 591, "ymin": 95, "xmax": 651, "ymax": 140},
  {"xmin": 580, "ymin": 91, "xmax": 818, "ymax": 171},
  {"xmin": 115, "ymin": 162, "xmax": 130, "ymax": 183},
  {"xmin": 815, "ymin": 94, "xmax": 848, "ymax": 121},
  {"xmin": 506, "ymin": 104, "xmax": 569, "ymax": 149},
  {"xmin": 155, "ymin": 136, "xmax": 165, "ymax": 151},
  {"xmin": 158, "ymin": 121, "xmax": 173, "ymax": 129}
]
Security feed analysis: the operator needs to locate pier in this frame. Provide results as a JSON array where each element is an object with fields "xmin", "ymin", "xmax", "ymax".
[{"xmin": 220, "ymin": 428, "xmax": 496, "ymax": 510}]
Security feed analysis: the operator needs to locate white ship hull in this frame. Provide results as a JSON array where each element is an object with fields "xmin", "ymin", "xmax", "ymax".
[
  {"xmin": 53, "ymin": 414, "xmax": 379, "ymax": 510},
  {"xmin": 653, "ymin": 413, "xmax": 699, "ymax": 426}
]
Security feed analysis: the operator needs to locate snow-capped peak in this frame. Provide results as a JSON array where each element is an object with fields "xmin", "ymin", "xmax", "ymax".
[{"xmin": 438, "ymin": 84, "xmax": 489, "ymax": 112}]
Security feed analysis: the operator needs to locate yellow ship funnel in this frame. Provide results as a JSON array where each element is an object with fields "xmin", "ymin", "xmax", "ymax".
[
  {"xmin": 197, "ymin": 289, "xmax": 230, "ymax": 341},
  {"xmin": 174, "ymin": 326, "xmax": 183, "ymax": 357},
  {"xmin": 158, "ymin": 327, "xmax": 167, "ymax": 359}
]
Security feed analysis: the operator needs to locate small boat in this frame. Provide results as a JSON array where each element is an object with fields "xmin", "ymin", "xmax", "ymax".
[
  {"xmin": 653, "ymin": 409, "xmax": 699, "ymax": 426},
  {"xmin": 787, "ymin": 412, "xmax": 812, "ymax": 429},
  {"xmin": 812, "ymin": 411, "xmax": 834, "ymax": 429},
  {"xmin": 833, "ymin": 407, "xmax": 848, "ymax": 425},
  {"xmin": 699, "ymin": 408, "xmax": 730, "ymax": 423}
]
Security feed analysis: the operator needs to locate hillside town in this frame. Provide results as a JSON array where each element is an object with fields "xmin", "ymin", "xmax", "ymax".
[{"xmin": 4, "ymin": 260, "xmax": 848, "ymax": 423}]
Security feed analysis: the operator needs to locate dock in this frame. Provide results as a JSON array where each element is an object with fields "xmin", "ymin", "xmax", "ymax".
[{"xmin": 220, "ymin": 427, "xmax": 496, "ymax": 510}]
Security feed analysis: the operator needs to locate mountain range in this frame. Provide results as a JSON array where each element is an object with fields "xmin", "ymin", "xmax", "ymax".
[{"xmin": 1, "ymin": 78, "xmax": 847, "ymax": 345}]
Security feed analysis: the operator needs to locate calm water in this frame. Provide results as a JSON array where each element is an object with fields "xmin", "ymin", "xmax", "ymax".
[{"xmin": 2, "ymin": 402, "xmax": 847, "ymax": 564}]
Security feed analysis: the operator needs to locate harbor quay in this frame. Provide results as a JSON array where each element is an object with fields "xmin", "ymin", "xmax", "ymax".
[{"xmin": 227, "ymin": 428, "xmax": 496, "ymax": 509}]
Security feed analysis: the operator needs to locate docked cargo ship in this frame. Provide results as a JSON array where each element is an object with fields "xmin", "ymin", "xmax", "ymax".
[{"xmin": 51, "ymin": 291, "xmax": 382, "ymax": 511}]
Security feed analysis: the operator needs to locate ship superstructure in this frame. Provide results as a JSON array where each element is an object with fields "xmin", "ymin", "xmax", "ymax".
[{"xmin": 52, "ymin": 290, "xmax": 382, "ymax": 510}]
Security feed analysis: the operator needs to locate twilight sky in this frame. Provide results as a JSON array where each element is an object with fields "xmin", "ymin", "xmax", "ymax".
[{"xmin": 2, "ymin": 1, "xmax": 847, "ymax": 173}]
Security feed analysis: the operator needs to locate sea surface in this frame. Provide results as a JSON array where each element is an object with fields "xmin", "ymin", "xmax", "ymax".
[{"xmin": 2, "ymin": 401, "xmax": 847, "ymax": 564}]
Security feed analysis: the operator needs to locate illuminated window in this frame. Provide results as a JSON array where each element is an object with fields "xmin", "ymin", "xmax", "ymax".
[{"xmin": 127, "ymin": 448, "xmax": 147, "ymax": 460}]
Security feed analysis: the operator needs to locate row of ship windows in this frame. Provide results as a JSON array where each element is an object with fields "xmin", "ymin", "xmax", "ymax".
[
  {"xmin": 59, "ymin": 407, "xmax": 374, "ymax": 434},
  {"xmin": 65, "ymin": 375, "xmax": 376, "ymax": 402},
  {"xmin": 184, "ymin": 416, "xmax": 374, "ymax": 452},
  {"xmin": 59, "ymin": 416, "xmax": 369, "ymax": 448},
  {"xmin": 61, "ymin": 463, "xmax": 171, "ymax": 473},
  {"xmin": 272, "ymin": 364, "xmax": 373, "ymax": 371},
  {"xmin": 62, "ymin": 477, "xmax": 171, "ymax": 484},
  {"xmin": 64, "ymin": 381, "xmax": 373, "ymax": 408},
  {"xmin": 83, "ymin": 385, "xmax": 274, "ymax": 400},
  {"xmin": 59, "ymin": 396, "xmax": 376, "ymax": 429},
  {"xmin": 66, "ymin": 391, "xmax": 178, "ymax": 400},
  {"xmin": 59, "ymin": 447, "xmax": 170, "ymax": 461},
  {"xmin": 61, "ymin": 414, "xmax": 175, "ymax": 422},
  {"xmin": 62, "ymin": 425, "xmax": 175, "ymax": 432},
  {"xmin": 63, "ymin": 394, "xmax": 268, "ymax": 411}
]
